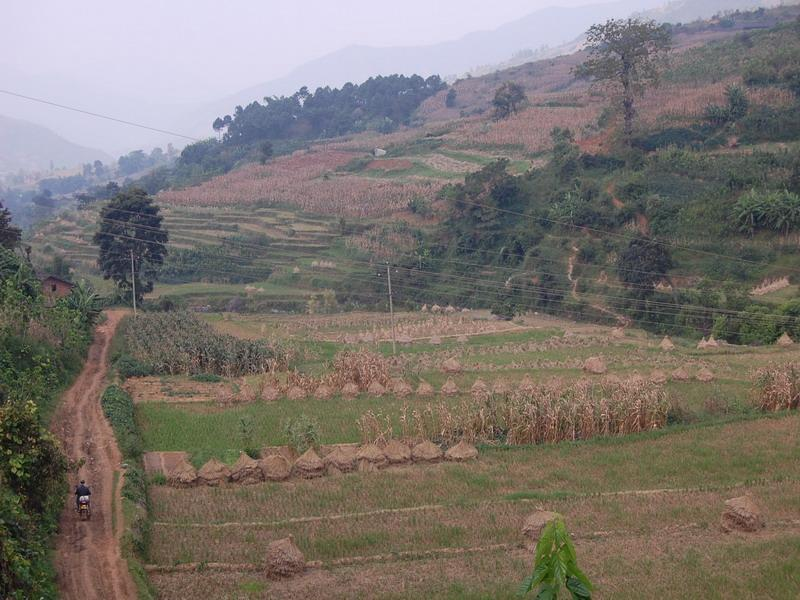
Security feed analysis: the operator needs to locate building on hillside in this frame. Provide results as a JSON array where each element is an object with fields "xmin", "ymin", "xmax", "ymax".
[{"xmin": 40, "ymin": 275, "xmax": 74, "ymax": 304}]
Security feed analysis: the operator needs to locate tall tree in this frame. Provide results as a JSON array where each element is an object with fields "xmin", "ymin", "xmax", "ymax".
[
  {"xmin": 492, "ymin": 82, "xmax": 527, "ymax": 119},
  {"xmin": 575, "ymin": 19, "xmax": 672, "ymax": 139},
  {"xmin": 0, "ymin": 201, "xmax": 22, "ymax": 249},
  {"xmin": 93, "ymin": 188, "xmax": 168, "ymax": 302},
  {"xmin": 617, "ymin": 237, "xmax": 672, "ymax": 297}
]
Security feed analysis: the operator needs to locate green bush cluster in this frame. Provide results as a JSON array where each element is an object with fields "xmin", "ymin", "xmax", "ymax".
[
  {"xmin": 101, "ymin": 386, "xmax": 143, "ymax": 459},
  {"xmin": 1, "ymin": 248, "xmax": 99, "ymax": 597}
]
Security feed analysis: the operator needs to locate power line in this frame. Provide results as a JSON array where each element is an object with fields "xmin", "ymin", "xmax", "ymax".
[{"xmin": 0, "ymin": 89, "xmax": 202, "ymax": 142}]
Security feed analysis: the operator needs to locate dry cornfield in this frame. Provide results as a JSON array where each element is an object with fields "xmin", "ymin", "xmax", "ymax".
[
  {"xmin": 752, "ymin": 362, "xmax": 800, "ymax": 412},
  {"xmin": 158, "ymin": 149, "xmax": 442, "ymax": 217}
]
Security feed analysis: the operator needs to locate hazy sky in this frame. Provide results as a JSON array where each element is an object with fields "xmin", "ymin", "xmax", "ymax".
[{"xmin": 3, "ymin": 0, "xmax": 617, "ymax": 103}]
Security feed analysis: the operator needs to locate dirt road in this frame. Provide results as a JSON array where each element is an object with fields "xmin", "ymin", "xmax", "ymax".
[{"xmin": 52, "ymin": 310, "xmax": 137, "ymax": 600}]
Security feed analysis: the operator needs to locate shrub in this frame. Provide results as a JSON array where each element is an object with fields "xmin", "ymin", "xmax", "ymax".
[
  {"xmin": 519, "ymin": 516, "xmax": 593, "ymax": 599},
  {"xmin": 283, "ymin": 414, "xmax": 321, "ymax": 454},
  {"xmin": 115, "ymin": 353, "xmax": 153, "ymax": 379},
  {"xmin": 190, "ymin": 373, "xmax": 223, "ymax": 383},
  {"xmin": 101, "ymin": 386, "xmax": 143, "ymax": 459}
]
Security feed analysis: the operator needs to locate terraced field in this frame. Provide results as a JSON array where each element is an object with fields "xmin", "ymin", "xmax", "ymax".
[{"xmin": 127, "ymin": 312, "xmax": 800, "ymax": 599}]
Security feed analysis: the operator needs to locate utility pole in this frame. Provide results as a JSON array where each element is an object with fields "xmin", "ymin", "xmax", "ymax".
[
  {"xmin": 130, "ymin": 248, "xmax": 137, "ymax": 318},
  {"xmin": 386, "ymin": 262, "xmax": 397, "ymax": 355}
]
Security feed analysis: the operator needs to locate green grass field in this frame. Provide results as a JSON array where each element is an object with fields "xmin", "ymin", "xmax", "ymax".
[{"xmin": 125, "ymin": 310, "xmax": 800, "ymax": 598}]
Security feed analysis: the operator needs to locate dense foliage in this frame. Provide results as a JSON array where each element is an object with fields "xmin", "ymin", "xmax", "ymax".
[
  {"xmin": 94, "ymin": 187, "xmax": 169, "ymax": 302},
  {"xmin": 575, "ymin": 18, "xmax": 672, "ymax": 137},
  {"xmin": 519, "ymin": 516, "xmax": 593, "ymax": 599},
  {"xmin": 0, "ymin": 246, "xmax": 99, "ymax": 598},
  {"xmin": 124, "ymin": 311, "xmax": 285, "ymax": 376},
  {"xmin": 217, "ymin": 74, "xmax": 445, "ymax": 145}
]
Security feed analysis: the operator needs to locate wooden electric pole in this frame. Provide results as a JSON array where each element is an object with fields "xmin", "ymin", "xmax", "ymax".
[
  {"xmin": 130, "ymin": 248, "xmax": 137, "ymax": 318},
  {"xmin": 386, "ymin": 262, "xmax": 397, "ymax": 355}
]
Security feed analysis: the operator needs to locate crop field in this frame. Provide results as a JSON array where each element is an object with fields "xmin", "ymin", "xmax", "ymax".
[{"xmin": 130, "ymin": 311, "xmax": 800, "ymax": 599}]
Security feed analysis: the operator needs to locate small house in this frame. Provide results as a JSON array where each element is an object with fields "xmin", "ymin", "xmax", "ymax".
[{"xmin": 40, "ymin": 275, "xmax": 75, "ymax": 304}]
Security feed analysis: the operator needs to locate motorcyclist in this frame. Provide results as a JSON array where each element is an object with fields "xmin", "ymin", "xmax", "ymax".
[{"xmin": 75, "ymin": 480, "xmax": 91, "ymax": 511}]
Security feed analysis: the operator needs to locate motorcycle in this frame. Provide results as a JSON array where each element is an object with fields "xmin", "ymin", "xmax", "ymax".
[{"xmin": 78, "ymin": 495, "xmax": 91, "ymax": 521}]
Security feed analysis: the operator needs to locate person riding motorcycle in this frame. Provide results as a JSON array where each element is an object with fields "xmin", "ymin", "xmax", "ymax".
[{"xmin": 75, "ymin": 480, "xmax": 91, "ymax": 511}]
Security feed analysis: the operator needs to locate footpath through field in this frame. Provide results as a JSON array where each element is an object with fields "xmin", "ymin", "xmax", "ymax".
[{"xmin": 51, "ymin": 310, "xmax": 137, "ymax": 600}]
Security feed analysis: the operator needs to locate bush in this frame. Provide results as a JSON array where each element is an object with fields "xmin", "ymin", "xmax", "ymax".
[
  {"xmin": 114, "ymin": 353, "xmax": 153, "ymax": 379},
  {"xmin": 190, "ymin": 373, "xmax": 223, "ymax": 383},
  {"xmin": 283, "ymin": 415, "xmax": 320, "ymax": 454},
  {"xmin": 101, "ymin": 386, "xmax": 143, "ymax": 459}
]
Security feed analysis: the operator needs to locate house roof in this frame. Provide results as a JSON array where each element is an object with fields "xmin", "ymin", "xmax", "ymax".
[{"xmin": 39, "ymin": 275, "xmax": 75, "ymax": 287}]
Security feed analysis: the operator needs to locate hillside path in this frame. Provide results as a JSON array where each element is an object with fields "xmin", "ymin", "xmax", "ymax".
[{"xmin": 52, "ymin": 310, "xmax": 137, "ymax": 600}]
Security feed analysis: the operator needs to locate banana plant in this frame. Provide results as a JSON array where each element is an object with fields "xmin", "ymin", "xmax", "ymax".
[{"xmin": 518, "ymin": 516, "xmax": 593, "ymax": 599}]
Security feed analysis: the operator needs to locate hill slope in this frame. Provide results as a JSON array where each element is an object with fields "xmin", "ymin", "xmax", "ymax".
[{"xmin": 0, "ymin": 114, "xmax": 111, "ymax": 175}]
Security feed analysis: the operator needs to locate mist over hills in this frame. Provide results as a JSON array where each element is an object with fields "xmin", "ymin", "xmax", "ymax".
[
  {"xmin": 0, "ymin": 114, "xmax": 111, "ymax": 176},
  {"xmin": 0, "ymin": 0, "xmax": 789, "ymax": 159}
]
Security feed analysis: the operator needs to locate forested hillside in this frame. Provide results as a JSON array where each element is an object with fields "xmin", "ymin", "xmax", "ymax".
[{"xmin": 23, "ymin": 5, "xmax": 800, "ymax": 343}]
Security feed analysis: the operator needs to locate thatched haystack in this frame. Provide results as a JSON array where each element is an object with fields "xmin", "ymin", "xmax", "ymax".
[
  {"xmin": 583, "ymin": 357, "xmax": 607, "ymax": 375},
  {"xmin": 260, "ymin": 454, "xmax": 292, "ymax": 481},
  {"xmin": 229, "ymin": 453, "xmax": 264, "ymax": 485},
  {"xmin": 777, "ymin": 332, "xmax": 794, "ymax": 347},
  {"xmin": 650, "ymin": 370, "xmax": 668, "ymax": 385},
  {"xmin": 610, "ymin": 327, "xmax": 625, "ymax": 339},
  {"xmin": 721, "ymin": 495, "xmax": 765, "ymax": 532},
  {"xmin": 391, "ymin": 379, "xmax": 413, "ymax": 398},
  {"xmin": 471, "ymin": 379, "xmax": 490, "ymax": 400},
  {"xmin": 441, "ymin": 377, "xmax": 460, "ymax": 397},
  {"xmin": 445, "ymin": 441, "xmax": 478, "ymax": 462},
  {"xmin": 430, "ymin": 335, "xmax": 443, "ymax": 346},
  {"xmin": 416, "ymin": 380, "xmax": 435, "ymax": 397},
  {"xmin": 265, "ymin": 536, "xmax": 305, "ymax": 578},
  {"xmin": 341, "ymin": 382, "xmax": 360, "ymax": 398},
  {"xmin": 166, "ymin": 457, "xmax": 197, "ymax": 488},
  {"xmin": 671, "ymin": 367, "xmax": 690, "ymax": 381},
  {"xmin": 397, "ymin": 334, "xmax": 413, "ymax": 345},
  {"xmin": 518, "ymin": 374, "xmax": 535, "ymax": 393},
  {"xmin": 286, "ymin": 385, "xmax": 306, "ymax": 401},
  {"xmin": 431, "ymin": 304, "xmax": 442, "ymax": 313},
  {"xmin": 262, "ymin": 384, "xmax": 280, "ymax": 402},
  {"xmin": 314, "ymin": 384, "xmax": 334, "ymax": 400},
  {"xmin": 197, "ymin": 459, "xmax": 231, "ymax": 487},
  {"xmin": 293, "ymin": 448, "xmax": 324, "ymax": 479},
  {"xmin": 492, "ymin": 379, "xmax": 510, "ymax": 395},
  {"xmin": 356, "ymin": 443, "xmax": 388, "ymax": 472},
  {"xmin": 324, "ymin": 446, "xmax": 357, "ymax": 475},
  {"xmin": 660, "ymin": 336, "xmax": 676, "ymax": 351},
  {"xmin": 411, "ymin": 440, "xmax": 443, "ymax": 463},
  {"xmin": 521, "ymin": 510, "xmax": 561, "ymax": 550},
  {"xmin": 367, "ymin": 381, "xmax": 386, "ymax": 397},
  {"xmin": 383, "ymin": 439, "xmax": 411, "ymax": 464},
  {"xmin": 696, "ymin": 367, "xmax": 715, "ymax": 382},
  {"xmin": 441, "ymin": 358, "xmax": 463, "ymax": 374}
]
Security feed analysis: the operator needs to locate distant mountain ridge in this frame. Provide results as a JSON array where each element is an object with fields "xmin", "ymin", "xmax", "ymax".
[{"xmin": 0, "ymin": 114, "xmax": 111, "ymax": 175}]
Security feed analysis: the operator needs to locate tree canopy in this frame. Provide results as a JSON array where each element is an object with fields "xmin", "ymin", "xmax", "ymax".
[
  {"xmin": 93, "ymin": 188, "xmax": 168, "ymax": 301},
  {"xmin": 0, "ymin": 202, "xmax": 22, "ymax": 249},
  {"xmin": 575, "ymin": 18, "xmax": 672, "ymax": 138},
  {"xmin": 215, "ymin": 74, "xmax": 445, "ymax": 146},
  {"xmin": 492, "ymin": 81, "xmax": 528, "ymax": 119}
]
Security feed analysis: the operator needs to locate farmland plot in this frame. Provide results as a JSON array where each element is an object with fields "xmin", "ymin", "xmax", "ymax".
[{"xmin": 131, "ymin": 313, "xmax": 800, "ymax": 598}]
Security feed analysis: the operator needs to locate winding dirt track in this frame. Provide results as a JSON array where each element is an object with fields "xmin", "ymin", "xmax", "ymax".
[{"xmin": 52, "ymin": 310, "xmax": 137, "ymax": 600}]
